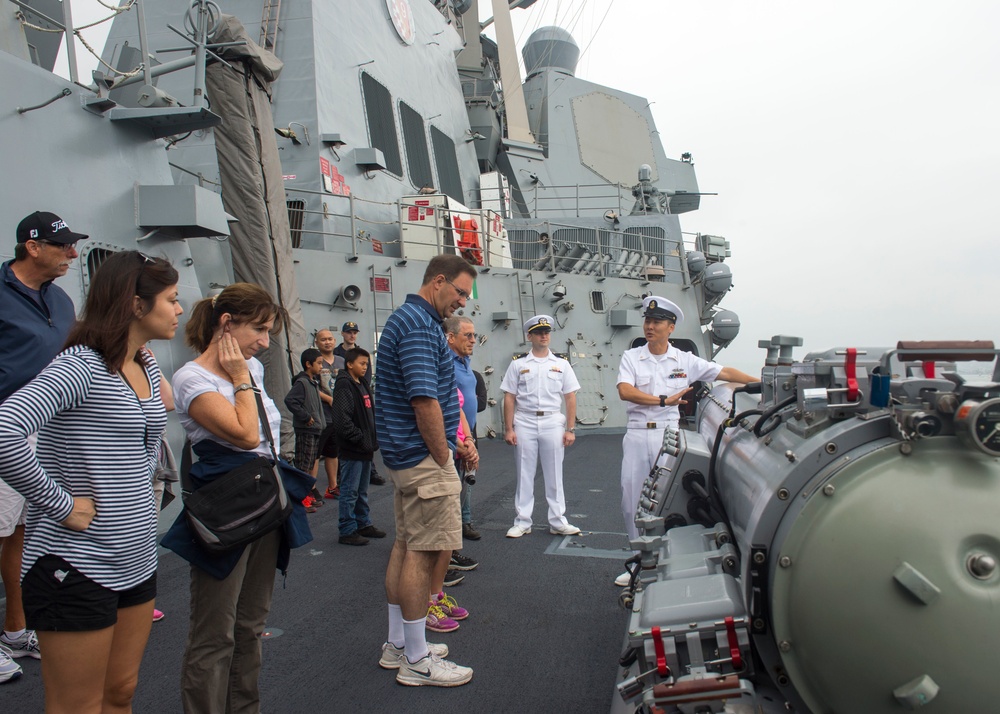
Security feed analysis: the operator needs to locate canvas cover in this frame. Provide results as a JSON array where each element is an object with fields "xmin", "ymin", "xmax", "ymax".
[{"xmin": 205, "ymin": 15, "xmax": 307, "ymax": 447}]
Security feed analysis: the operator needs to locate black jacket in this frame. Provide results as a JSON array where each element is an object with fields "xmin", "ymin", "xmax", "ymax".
[{"xmin": 331, "ymin": 371, "xmax": 378, "ymax": 460}]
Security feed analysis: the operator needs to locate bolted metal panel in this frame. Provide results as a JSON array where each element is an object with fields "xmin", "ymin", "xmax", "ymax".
[
  {"xmin": 399, "ymin": 101, "xmax": 433, "ymax": 190},
  {"xmin": 572, "ymin": 91, "xmax": 657, "ymax": 187},
  {"xmin": 567, "ymin": 333, "xmax": 611, "ymax": 427},
  {"xmin": 360, "ymin": 72, "xmax": 403, "ymax": 176},
  {"xmin": 430, "ymin": 126, "xmax": 463, "ymax": 204}
]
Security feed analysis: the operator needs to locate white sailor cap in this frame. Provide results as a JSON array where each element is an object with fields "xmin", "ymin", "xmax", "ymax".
[
  {"xmin": 523, "ymin": 314, "xmax": 555, "ymax": 334},
  {"xmin": 642, "ymin": 296, "xmax": 683, "ymax": 326}
]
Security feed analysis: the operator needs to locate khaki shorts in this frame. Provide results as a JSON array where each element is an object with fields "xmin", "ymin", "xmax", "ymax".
[
  {"xmin": 389, "ymin": 454, "xmax": 462, "ymax": 552},
  {"xmin": 0, "ymin": 478, "xmax": 26, "ymax": 538},
  {"xmin": 0, "ymin": 433, "xmax": 33, "ymax": 537}
]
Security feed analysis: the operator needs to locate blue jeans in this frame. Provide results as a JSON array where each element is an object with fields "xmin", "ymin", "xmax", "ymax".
[
  {"xmin": 338, "ymin": 459, "xmax": 372, "ymax": 536},
  {"xmin": 458, "ymin": 462, "xmax": 472, "ymax": 524}
]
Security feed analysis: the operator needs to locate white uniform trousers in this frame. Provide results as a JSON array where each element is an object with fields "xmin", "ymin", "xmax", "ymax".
[
  {"xmin": 512, "ymin": 411, "xmax": 570, "ymax": 530},
  {"xmin": 620, "ymin": 425, "xmax": 676, "ymax": 542}
]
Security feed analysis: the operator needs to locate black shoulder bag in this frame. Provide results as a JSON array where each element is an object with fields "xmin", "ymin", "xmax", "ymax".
[{"xmin": 182, "ymin": 379, "xmax": 293, "ymax": 554}]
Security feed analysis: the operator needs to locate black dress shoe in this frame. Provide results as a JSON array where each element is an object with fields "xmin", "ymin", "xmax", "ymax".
[{"xmin": 369, "ymin": 472, "xmax": 386, "ymax": 485}]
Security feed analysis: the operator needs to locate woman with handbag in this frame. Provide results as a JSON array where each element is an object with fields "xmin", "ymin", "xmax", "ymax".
[
  {"xmin": 161, "ymin": 283, "xmax": 312, "ymax": 714},
  {"xmin": 0, "ymin": 250, "xmax": 181, "ymax": 713}
]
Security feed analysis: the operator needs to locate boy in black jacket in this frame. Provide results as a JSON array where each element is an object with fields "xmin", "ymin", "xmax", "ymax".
[
  {"xmin": 331, "ymin": 348, "xmax": 386, "ymax": 545},
  {"xmin": 284, "ymin": 348, "xmax": 327, "ymax": 509}
]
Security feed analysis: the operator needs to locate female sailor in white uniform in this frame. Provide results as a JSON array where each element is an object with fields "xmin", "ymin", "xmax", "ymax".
[{"xmin": 501, "ymin": 315, "xmax": 581, "ymax": 538}]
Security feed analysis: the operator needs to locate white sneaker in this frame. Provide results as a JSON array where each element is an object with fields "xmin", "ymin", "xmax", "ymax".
[
  {"xmin": 614, "ymin": 571, "xmax": 631, "ymax": 587},
  {"xmin": 0, "ymin": 630, "xmax": 40, "ymax": 660},
  {"xmin": 0, "ymin": 644, "xmax": 22, "ymax": 684},
  {"xmin": 396, "ymin": 652, "xmax": 473, "ymax": 687},
  {"xmin": 549, "ymin": 523, "xmax": 581, "ymax": 535},
  {"xmin": 379, "ymin": 641, "xmax": 449, "ymax": 670},
  {"xmin": 506, "ymin": 525, "xmax": 531, "ymax": 538}
]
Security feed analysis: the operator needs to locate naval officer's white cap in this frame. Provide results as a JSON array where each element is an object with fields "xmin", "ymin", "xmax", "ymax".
[
  {"xmin": 523, "ymin": 314, "xmax": 555, "ymax": 334},
  {"xmin": 642, "ymin": 296, "xmax": 683, "ymax": 326}
]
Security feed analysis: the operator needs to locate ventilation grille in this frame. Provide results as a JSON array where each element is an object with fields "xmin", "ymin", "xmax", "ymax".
[
  {"xmin": 287, "ymin": 199, "xmax": 305, "ymax": 248},
  {"xmin": 85, "ymin": 247, "xmax": 118, "ymax": 287}
]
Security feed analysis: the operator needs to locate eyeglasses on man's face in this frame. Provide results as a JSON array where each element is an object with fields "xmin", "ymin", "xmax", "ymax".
[
  {"xmin": 458, "ymin": 331, "xmax": 477, "ymax": 340},
  {"xmin": 445, "ymin": 278, "xmax": 471, "ymax": 301},
  {"xmin": 38, "ymin": 240, "xmax": 78, "ymax": 253}
]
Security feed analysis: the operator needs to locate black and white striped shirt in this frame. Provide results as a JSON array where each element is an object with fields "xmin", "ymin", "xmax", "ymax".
[{"xmin": 0, "ymin": 345, "xmax": 166, "ymax": 590}]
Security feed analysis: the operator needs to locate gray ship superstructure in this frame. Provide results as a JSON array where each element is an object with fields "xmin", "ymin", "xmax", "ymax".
[{"xmin": 87, "ymin": 0, "xmax": 741, "ymax": 436}]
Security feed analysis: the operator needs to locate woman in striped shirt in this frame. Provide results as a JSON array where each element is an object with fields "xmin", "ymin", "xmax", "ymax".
[{"xmin": 0, "ymin": 250, "xmax": 181, "ymax": 713}]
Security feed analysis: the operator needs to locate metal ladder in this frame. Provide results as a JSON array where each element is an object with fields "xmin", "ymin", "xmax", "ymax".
[
  {"xmin": 259, "ymin": 0, "xmax": 281, "ymax": 51},
  {"xmin": 516, "ymin": 272, "xmax": 536, "ymax": 345},
  {"xmin": 369, "ymin": 264, "xmax": 397, "ymax": 351}
]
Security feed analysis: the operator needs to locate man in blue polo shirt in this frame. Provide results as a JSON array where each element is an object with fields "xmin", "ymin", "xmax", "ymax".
[
  {"xmin": 0, "ymin": 211, "xmax": 86, "ymax": 681},
  {"xmin": 443, "ymin": 315, "xmax": 482, "ymax": 547},
  {"xmin": 375, "ymin": 254, "xmax": 477, "ymax": 687}
]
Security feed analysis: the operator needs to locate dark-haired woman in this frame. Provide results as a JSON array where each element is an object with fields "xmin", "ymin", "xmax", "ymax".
[
  {"xmin": 0, "ymin": 250, "xmax": 181, "ymax": 713},
  {"xmin": 160, "ymin": 282, "xmax": 312, "ymax": 714}
]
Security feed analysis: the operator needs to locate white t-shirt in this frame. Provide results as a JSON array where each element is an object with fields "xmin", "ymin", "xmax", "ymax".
[{"xmin": 172, "ymin": 358, "xmax": 282, "ymax": 457}]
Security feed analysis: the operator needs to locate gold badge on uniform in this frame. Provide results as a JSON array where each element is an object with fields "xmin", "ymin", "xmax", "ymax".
[
  {"xmin": 648, "ymin": 299, "xmax": 657, "ymax": 310},
  {"xmin": 520, "ymin": 369, "xmax": 531, "ymax": 374}
]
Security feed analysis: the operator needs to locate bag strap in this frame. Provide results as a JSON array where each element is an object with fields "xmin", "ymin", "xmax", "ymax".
[
  {"xmin": 249, "ymin": 374, "xmax": 281, "ymax": 465},
  {"xmin": 180, "ymin": 373, "xmax": 279, "ymax": 497},
  {"xmin": 179, "ymin": 438, "xmax": 195, "ymax": 495}
]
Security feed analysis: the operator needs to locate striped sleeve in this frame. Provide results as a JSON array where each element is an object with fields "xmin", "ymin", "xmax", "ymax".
[
  {"xmin": 0, "ymin": 353, "xmax": 94, "ymax": 522},
  {"xmin": 397, "ymin": 325, "xmax": 443, "ymax": 401}
]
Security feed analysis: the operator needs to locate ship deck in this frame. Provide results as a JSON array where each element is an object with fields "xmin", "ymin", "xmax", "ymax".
[{"xmin": 1, "ymin": 434, "xmax": 632, "ymax": 712}]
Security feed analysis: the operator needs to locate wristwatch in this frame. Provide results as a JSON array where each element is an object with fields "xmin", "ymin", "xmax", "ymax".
[
  {"xmin": 566, "ymin": 428, "xmax": 576, "ymax": 433},
  {"xmin": 659, "ymin": 394, "xmax": 667, "ymax": 407},
  {"xmin": 234, "ymin": 383, "xmax": 254, "ymax": 393}
]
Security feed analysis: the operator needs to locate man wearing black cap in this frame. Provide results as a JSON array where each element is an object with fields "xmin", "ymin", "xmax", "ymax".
[
  {"xmin": 614, "ymin": 296, "xmax": 755, "ymax": 586},
  {"xmin": 0, "ymin": 211, "xmax": 86, "ymax": 672},
  {"xmin": 335, "ymin": 321, "xmax": 371, "ymax": 381}
]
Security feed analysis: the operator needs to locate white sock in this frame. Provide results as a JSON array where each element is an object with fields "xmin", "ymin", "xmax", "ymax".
[
  {"xmin": 2, "ymin": 629, "xmax": 25, "ymax": 641},
  {"xmin": 403, "ymin": 617, "xmax": 429, "ymax": 663},
  {"xmin": 387, "ymin": 603, "xmax": 404, "ymax": 648}
]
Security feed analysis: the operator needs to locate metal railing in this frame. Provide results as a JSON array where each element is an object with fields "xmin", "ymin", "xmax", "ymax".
[{"xmin": 280, "ymin": 187, "xmax": 690, "ymax": 283}]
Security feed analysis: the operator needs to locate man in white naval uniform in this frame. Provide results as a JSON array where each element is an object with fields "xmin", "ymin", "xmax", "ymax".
[
  {"xmin": 501, "ymin": 315, "xmax": 582, "ymax": 538},
  {"xmin": 615, "ymin": 296, "xmax": 756, "ymax": 585}
]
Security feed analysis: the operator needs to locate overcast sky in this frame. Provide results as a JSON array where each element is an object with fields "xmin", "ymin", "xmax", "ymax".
[
  {"xmin": 63, "ymin": 1, "xmax": 999, "ymax": 373},
  {"xmin": 498, "ymin": 1, "xmax": 1000, "ymax": 372}
]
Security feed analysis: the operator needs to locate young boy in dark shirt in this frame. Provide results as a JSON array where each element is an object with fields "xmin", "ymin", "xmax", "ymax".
[
  {"xmin": 331, "ymin": 348, "xmax": 385, "ymax": 545},
  {"xmin": 284, "ymin": 348, "xmax": 327, "ymax": 510}
]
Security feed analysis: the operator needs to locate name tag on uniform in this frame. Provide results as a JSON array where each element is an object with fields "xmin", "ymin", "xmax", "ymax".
[
  {"xmin": 669, "ymin": 369, "xmax": 687, "ymax": 379},
  {"xmin": 520, "ymin": 369, "xmax": 531, "ymax": 374},
  {"xmin": 549, "ymin": 367, "xmax": 562, "ymax": 373}
]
